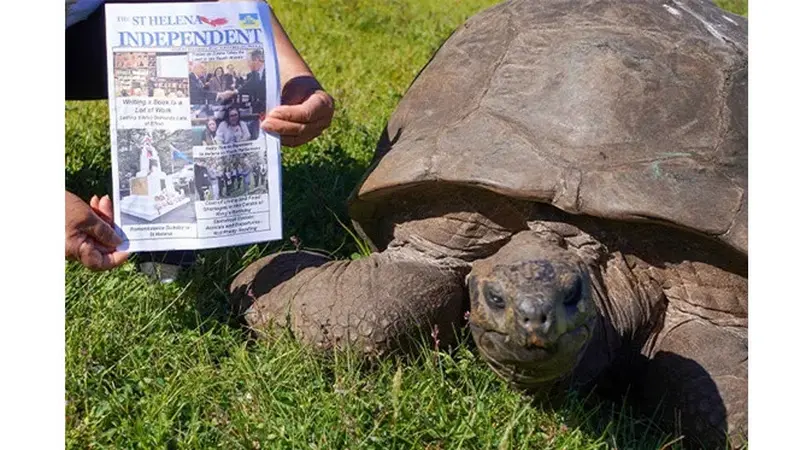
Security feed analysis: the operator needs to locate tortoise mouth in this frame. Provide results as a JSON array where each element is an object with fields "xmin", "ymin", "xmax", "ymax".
[{"xmin": 470, "ymin": 322, "xmax": 592, "ymax": 389}]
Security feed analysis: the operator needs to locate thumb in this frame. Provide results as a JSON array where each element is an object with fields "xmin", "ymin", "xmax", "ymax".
[
  {"xmin": 96, "ymin": 195, "xmax": 114, "ymax": 223},
  {"xmin": 85, "ymin": 212, "xmax": 123, "ymax": 248}
]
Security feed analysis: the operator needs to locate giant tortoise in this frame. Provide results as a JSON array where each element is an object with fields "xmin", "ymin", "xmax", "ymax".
[{"xmin": 231, "ymin": 0, "xmax": 747, "ymax": 446}]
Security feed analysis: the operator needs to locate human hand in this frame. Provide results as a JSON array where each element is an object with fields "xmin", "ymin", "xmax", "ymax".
[
  {"xmin": 261, "ymin": 75, "xmax": 334, "ymax": 147},
  {"xmin": 65, "ymin": 191, "xmax": 129, "ymax": 271}
]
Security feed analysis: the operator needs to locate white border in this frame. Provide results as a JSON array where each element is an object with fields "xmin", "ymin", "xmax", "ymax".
[
  {"xmin": 748, "ymin": 1, "xmax": 798, "ymax": 448},
  {"xmin": 5, "ymin": 0, "xmax": 65, "ymax": 448}
]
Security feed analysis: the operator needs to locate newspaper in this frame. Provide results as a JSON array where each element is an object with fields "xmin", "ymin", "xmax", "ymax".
[{"xmin": 104, "ymin": 1, "xmax": 283, "ymax": 252}]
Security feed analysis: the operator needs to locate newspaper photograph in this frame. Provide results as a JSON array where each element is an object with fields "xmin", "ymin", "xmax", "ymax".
[{"xmin": 104, "ymin": 1, "xmax": 282, "ymax": 252}]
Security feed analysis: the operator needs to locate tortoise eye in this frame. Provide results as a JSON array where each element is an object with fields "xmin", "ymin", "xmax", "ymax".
[
  {"xmin": 564, "ymin": 277, "xmax": 583, "ymax": 307},
  {"xmin": 487, "ymin": 293, "xmax": 506, "ymax": 309},
  {"xmin": 481, "ymin": 282, "xmax": 506, "ymax": 310}
]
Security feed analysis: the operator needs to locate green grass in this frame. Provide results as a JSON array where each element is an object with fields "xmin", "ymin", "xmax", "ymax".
[
  {"xmin": 66, "ymin": 0, "xmax": 747, "ymax": 448},
  {"xmin": 714, "ymin": 0, "xmax": 748, "ymax": 17}
]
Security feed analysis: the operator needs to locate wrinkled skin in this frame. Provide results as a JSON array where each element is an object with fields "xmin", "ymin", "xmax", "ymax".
[{"xmin": 467, "ymin": 234, "xmax": 597, "ymax": 390}]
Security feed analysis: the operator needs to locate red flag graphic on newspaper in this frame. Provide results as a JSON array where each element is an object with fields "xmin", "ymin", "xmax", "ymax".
[{"xmin": 199, "ymin": 16, "xmax": 228, "ymax": 27}]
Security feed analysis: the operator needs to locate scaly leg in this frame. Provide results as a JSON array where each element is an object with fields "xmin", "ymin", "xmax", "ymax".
[
  {"xmin": 230, "ymin": 249, "xmax": 469, "ymax": 355},
  {"xmin": 639, "ymin": 313, "xmax": 747, "ymax": 448}
]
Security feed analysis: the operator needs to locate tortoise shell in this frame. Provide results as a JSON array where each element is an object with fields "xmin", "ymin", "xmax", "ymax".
[{"xmin": 348, "ymin": 0, "xmax": 747, "ymax": 255}]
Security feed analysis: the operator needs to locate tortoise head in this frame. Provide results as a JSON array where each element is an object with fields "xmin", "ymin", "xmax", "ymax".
[{"xmin": 467, "ymin": 231, "xmax": 597, "ymax": 391}]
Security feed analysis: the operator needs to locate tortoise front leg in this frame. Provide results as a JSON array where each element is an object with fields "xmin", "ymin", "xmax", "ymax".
[
  {"xmin": 639, "ymin": 315, "xmax": 747, "ymax": 448},
  {"xmin": 229, "ymin": 249, "xmax": 469, "ymax": 355},
  {"xmin": 229, "ymin": 250, "xmax": 331, "ymax": 317}
]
